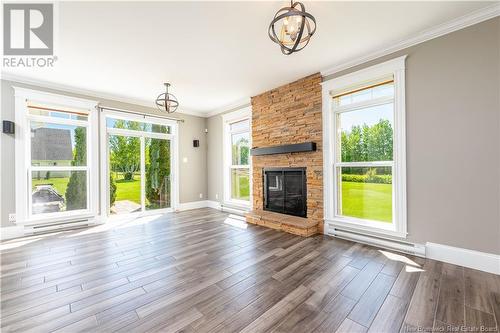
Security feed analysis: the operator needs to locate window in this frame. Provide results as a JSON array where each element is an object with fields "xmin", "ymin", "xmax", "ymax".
[
  {"xmin": 102, "ymin": 112, "xmax": 178, "ymax": 217},
  {"xmin": 223, "ymin": 108, "xmax": 251, "ymax": 207},
  {"xmin": 334, "ymin": 81, "xmax": 394, "ymax": 224},
  {"xmin": 14, "ymin": 88, "xmax": 99, "ymax": 225},
  {"xmin": 322, "ymin": 56, "xmax": 407, "ymax": 238}
]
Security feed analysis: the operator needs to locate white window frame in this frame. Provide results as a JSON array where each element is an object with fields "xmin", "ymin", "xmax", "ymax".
[
  {"xmin": 99, "ymin": 109, "xmax": 180, "ymax": 221},
  {"xmin": 322, "ymin": 56, "xmax": 407, "ymax": 238},
  {"xmin": 14, "ymin": 87, "xmax": 99, "ymax": 226},
  {"xmin": 222, "ymin": 106, "xmax": 252, "ymax": 209}
]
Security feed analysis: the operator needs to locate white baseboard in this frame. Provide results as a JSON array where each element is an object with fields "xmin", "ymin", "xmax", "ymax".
[
  {"xmin": 328, "ymin": 224, "xmax": 499, "ymax": 275},
  {"xmin": 178, "ymin": 200, "xmax": 211, "ymax": 211},
  {"xmin": 177, "ymin": 200, "xmax": 247, "ymax": 216},
  {"xmin": 206, "ymin": 200, "xmax": 222, "ymax": 210},
  {"xmin": 426, "ymin": 242, "xmax": 500, "ymax": 275},
  {"xmin": 0, "ymin": 225, "xmax": 25, "ymax": 240}
]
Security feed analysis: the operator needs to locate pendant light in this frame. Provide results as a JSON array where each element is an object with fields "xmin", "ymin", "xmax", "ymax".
[
  {"xmin": 268, "ymin": 1, "xmax": 316, "ymax": 55},
  {"xmin": 155, "ymin": 83, "xmax": 179, "ymax": 113}
]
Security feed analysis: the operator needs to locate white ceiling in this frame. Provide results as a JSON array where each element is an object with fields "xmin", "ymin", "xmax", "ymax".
[{"xmin": 2, "ymin": 1, "xmax": 494, "ymax": 116}]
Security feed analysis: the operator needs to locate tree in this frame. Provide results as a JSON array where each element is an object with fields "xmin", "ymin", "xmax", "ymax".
[
  {"xmin": 232, "ymin": 137, "xmax": 249, "ymax": 165},
  {"xmin": 65, "ymin": 127, "xmax": 87, "ymax": 210},
  {"xmin": 340, "ymin": 119, "xmax": 393, "ymax": 175},
  {"xmin": 110, "ymin": 174, "xmax": 117, "ymax": 206},
  {"xmin": 146, "ymin": 128, "xmax": 171, "ymax": 209},
  {"xmin": 109, "ymin": 120, "xmax": 140, "ymax": 180}
]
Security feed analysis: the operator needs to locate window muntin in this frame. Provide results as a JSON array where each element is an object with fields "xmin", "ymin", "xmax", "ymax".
[
  {"xmin": 333, "ymin": 80, "xmax": 395, "ymax": 224},
  {"xmin": 106, "ymin": 117, "xmax": 171, "ymax": 134},
  {"xmin": 28, "ymin": 105, "xmax": 89, "ymax": 121},
  {"xmin": 334, "ymin": 81, "xmax": 394, "ymax": 107},
  {"xmin": 230, "ymin": 119, "xmax": 250, "ymax": 132}
]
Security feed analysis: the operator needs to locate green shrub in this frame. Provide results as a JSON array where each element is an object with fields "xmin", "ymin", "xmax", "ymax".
[
  {"xmin": 110, "ymin": 174, "xmax": 117, "ymax": 205},
  {"xmin": 342, "ymin": 174, "xmax": 392, "ymax": 184},
  {"xmin": 66, "ymin": 172, "xmax": 87, "ymax": 209},
  {"xmin": 65, "ymin": 127, "xmax": 87, "ymax": 210}
]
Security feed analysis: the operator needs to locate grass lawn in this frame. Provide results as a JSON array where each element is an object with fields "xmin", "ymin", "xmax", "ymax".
[
  {"xmin": 32, "ymin": 175, "xmax": 142, "ymax": 205},
  {"xmin": 231, "ymin": 173, "xmax": 250, "ymax": 201},
  {"xmin": 32, "ymin": 177, "xmax": 70, "ymax": 196},
  {"xmin": 341, "ymin": 181, "xmax": 392, "ymax": 223},
  {"xmin": 114, "ymin": 176, "xmax": 141, "ymax": 204},
  {"xmin": 33, "ymin": 177, "xmax": 390, "ymax": 222},
  {"xmin": 32, "ymin": 175, "xmax": 143, "ymax": 205}
]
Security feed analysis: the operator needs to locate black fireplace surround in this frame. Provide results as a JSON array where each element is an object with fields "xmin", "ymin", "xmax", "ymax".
[{"xmin": 263, "ymin": 168, "xmax": 307, "ymax": 218}]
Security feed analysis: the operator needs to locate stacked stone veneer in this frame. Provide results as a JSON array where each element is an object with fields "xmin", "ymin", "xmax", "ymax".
[{"xmin": 249, "ymin": 73, "xmax": 324, "ymax": 234}]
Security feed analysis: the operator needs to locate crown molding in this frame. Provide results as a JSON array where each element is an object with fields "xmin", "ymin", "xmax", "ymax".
[
  {"xmin": 321, "ymin": 3, "xmax": 500, "ymax": 77},
  {"xmin": 0, "ymin": 72, "xmax": 207, "ymax": 118},
  {"xmin": 2, "ymin": 4, "xmax": 496, "ymax": 117},
  {"xmin": 205, "ymin": 97, "xmax": 252, "ymax": 118}
]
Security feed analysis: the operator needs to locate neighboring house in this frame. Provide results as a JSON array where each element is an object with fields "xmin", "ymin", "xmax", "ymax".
[
  {"xmin": 31, "ymin": 127, "xmax": 74, "ymax": 213},
  {"xmin": 31, "ymin": 127, "xmax": 73, "ymax": 178}
]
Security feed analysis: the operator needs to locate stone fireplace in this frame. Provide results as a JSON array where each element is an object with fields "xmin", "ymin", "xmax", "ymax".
[{"xmin": 245, "ymin": 73, "xmax": 323, "ymax": 237}]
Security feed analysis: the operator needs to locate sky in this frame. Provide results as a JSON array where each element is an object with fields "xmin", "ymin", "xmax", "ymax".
[{"xmin": 340, "ymin": 103, "xmax": 394, "ymax": 133}]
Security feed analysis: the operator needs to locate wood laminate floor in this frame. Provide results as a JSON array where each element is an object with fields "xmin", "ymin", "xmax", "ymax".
[{"xmin": 1, "ymin": 208, "xmax": 499, "ymax": 333}]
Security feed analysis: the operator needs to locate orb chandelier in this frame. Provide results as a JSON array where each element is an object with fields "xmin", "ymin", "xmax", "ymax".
[
  {"xmin": 155, "ymin": 83, "xmax": 179, "ymax": 113},
  {"xmin": 268, "ymin": 1, "xmax": 316, "ymax": 55}
]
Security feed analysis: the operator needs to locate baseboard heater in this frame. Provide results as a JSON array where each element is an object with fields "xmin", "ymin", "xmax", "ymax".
[
  {"xmin": 219, "ymin": 204, "xmax": 248, "ymax": 216},
  {"xmin": 329, "ymin": 227, "xmax": 426, "ymax": 257},
  {"xmin": 24, "ymin": 219, "xmax": 95, "ymax": 236}
]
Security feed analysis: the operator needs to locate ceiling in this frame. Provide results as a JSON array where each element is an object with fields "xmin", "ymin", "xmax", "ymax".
[{"xmin": 2, "ymin": 1, "xmax": 494, "ymax": 116}]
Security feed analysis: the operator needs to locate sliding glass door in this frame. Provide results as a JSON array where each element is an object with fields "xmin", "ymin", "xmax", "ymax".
[
  {"xmin": 145, "ymin": 137, "xmax": 171, "ymax": 210},
  {"xmin": 108, "ymin": 134, "xmax": 142, "ymax": 215},
  {"xmin": 103, "ymin": 112, "xmax": 177, "ymax": 217}
]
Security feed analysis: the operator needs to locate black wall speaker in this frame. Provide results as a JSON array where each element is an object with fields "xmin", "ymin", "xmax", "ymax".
[
  {"xmin": 193, "ymin": 139, "xmax": 200, "ymax": 148},
  {"xmin": 3, "ymin": 121, "xmax": 15, "ymax": 134}
]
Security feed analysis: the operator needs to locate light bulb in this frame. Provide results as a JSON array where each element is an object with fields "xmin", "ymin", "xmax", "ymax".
[{"xmin": 283, "ymin": 18, "xmax": 289, "ymax": 25}]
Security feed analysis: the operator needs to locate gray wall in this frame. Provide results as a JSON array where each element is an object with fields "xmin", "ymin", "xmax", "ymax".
[
  {"xmin": 1, "ymin": 18, "xmax": 498, "ymax": 254},
  {"xmin": 206, "ymin": 114, "xmax": 223, "ymax": 203},
  {"xmin": 1, "ymin": 80, "xmax": 207, "ymax": 227},
  {"xmin": 207, "ymin": 18, "xmax": 500, "ymax": 254},
  {"xmin": 326, "ymin": 18, "xmax": 500, "ymax": 254},
  {"xmin": 206, "ymin": 105, "xmax": 251, "ymax": 205}
]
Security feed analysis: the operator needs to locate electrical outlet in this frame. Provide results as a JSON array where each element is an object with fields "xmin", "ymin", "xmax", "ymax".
[
  {"xmin": 8, "ymin": 213, "xmax": 16, "ymax": 222},
  {"xmin": 215, "ymin": 194, "xmax": 218, "ymax": 200},
  {"xmin": 199, "ymin": 193, "xmax": 203, "ymax": 199}
]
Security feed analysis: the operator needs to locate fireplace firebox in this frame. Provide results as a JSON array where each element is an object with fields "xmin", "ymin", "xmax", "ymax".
[{"xmin": 263, "ymin": 168, "xmax": 307, "ymax": 218}]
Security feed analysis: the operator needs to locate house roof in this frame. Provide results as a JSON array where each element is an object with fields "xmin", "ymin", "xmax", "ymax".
[{"xmin": 31, "ymin": 128, "xmax": 74, "ymax": 161}]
